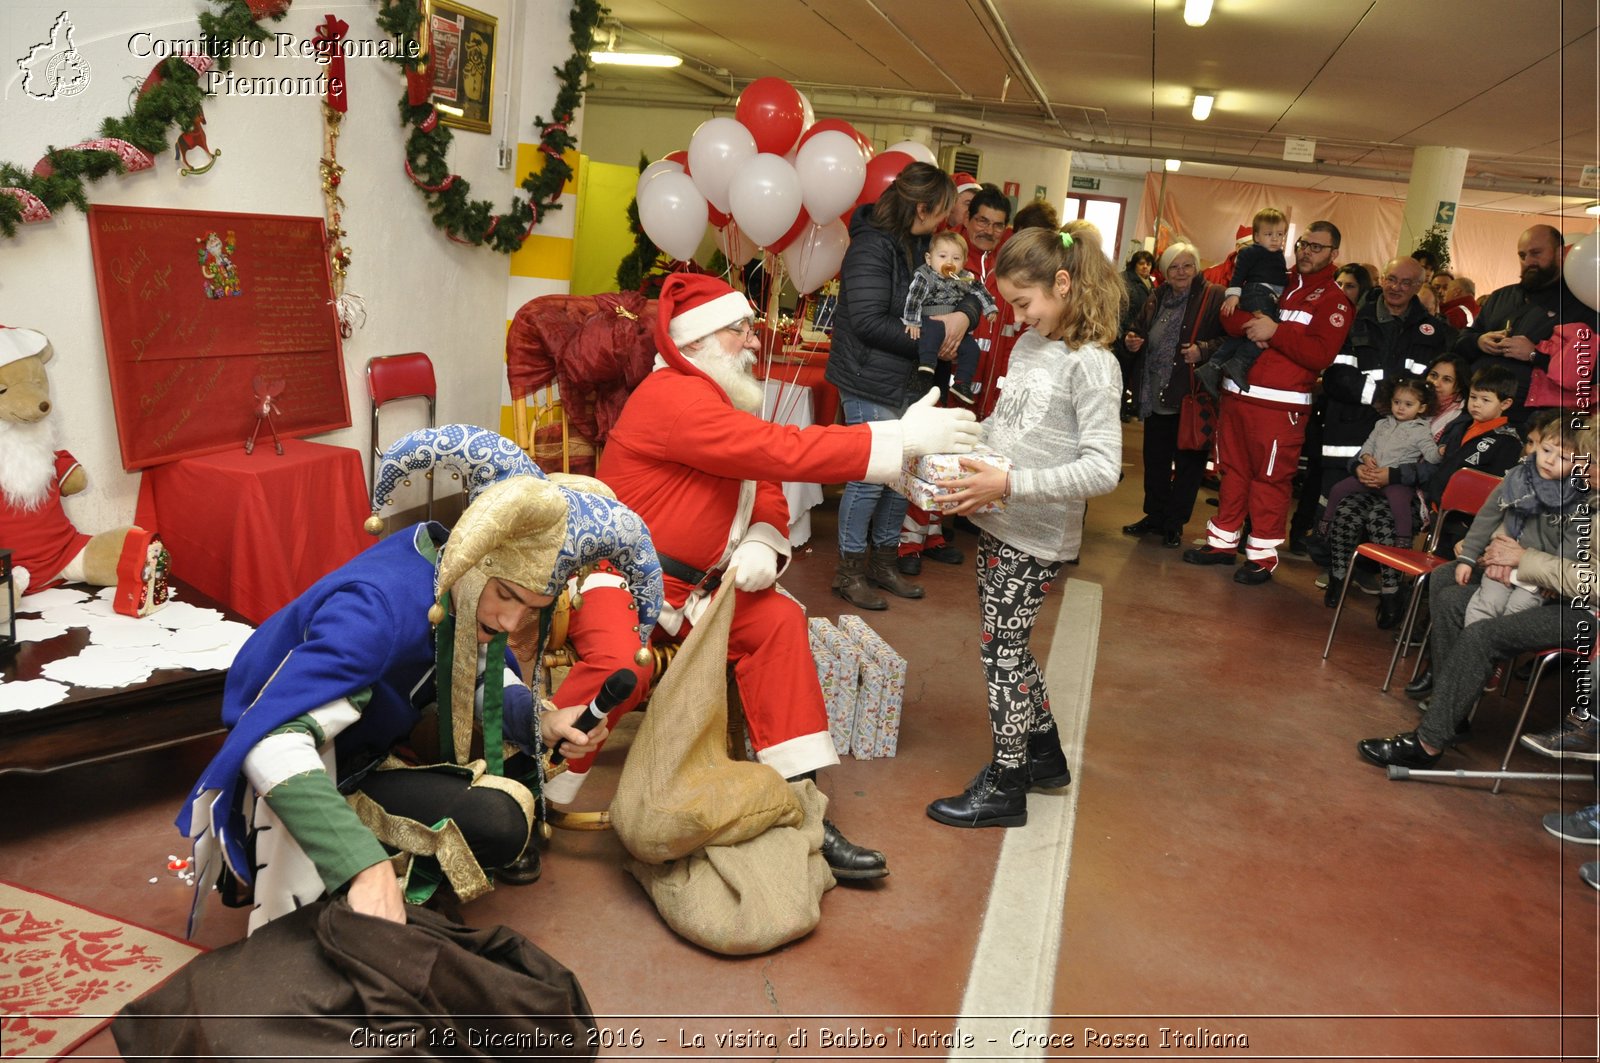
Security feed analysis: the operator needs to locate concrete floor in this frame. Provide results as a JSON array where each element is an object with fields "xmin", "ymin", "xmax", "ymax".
[{"xmin": 1, "ymin": 421, "xmax": 1596, "ymax": 1060}]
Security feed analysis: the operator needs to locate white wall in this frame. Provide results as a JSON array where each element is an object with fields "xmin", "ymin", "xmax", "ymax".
[{"xmin": 0, "ymin": 0, "xmax": 544, "ymax": 531}]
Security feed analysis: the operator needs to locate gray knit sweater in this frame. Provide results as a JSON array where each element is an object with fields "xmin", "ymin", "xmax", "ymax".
[{"xmin": 972, "ymin": 329, "xmax": 1124, "ymax": 561}]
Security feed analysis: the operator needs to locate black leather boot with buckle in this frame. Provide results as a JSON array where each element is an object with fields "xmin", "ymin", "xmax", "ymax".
[{"xmin": 833, "ymin": 552, "xmax": 887, "ymax": 610}]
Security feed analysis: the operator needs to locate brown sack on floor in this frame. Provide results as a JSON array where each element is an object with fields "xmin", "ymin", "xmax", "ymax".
[
  {"xmin": 609, "ymin": 583, "xmax": 833, "ymax": 954},
  {"xmin": 111, "ymin": 900, "xmax": 597, "ymax": 1060}
]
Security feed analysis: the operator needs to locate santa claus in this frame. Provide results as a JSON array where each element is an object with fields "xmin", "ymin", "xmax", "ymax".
[{"xmin": 552, "ymin": 273, "xmax": 979, "ymax": 880}]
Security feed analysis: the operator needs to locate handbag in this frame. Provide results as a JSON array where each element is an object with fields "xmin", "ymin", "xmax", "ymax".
[
  {"xmin": 1177, "ymin": 375, "xmax": 1215, "ymax": 451},
  {"xmin": 1176, "ymin": 286, "xmax": 1220, "ymax": 452}
]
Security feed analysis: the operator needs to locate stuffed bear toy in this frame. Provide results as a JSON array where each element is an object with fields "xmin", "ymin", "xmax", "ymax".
[{"xmin": 0, "ymin": 325, "xmax": 150, "ymax": 604}]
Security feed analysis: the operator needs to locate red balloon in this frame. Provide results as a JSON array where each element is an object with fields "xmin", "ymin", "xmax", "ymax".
[
  {"xmin": 767, "ymin": 208, "xmax": 813, "ymax": 254},
  {"xmin": 664, "ymin": 149, "xmax": 690, "ymax": 172},
  {"xmin": 856, "ymin": 150, "xmax": 914, "ymax": 208},
  {"xmin": 707, "ymin": 201, "xmax": 731, "ymax": 228},
  {"xmin": 735, "ymin": 77, "xmax": 806, "ymax": 156},
  {"xmin": 799, "ymin": 118, "xmax": 873, "ymax": 160}
]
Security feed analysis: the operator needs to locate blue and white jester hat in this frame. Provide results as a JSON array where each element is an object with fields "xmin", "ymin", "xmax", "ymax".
[
  {"xmin": 369, "ymin": 424, "xmax": 662, "ymax": 647},
  {"xmin": 367, "ymin": 423, "xmax": 541, "ymax": 529}
]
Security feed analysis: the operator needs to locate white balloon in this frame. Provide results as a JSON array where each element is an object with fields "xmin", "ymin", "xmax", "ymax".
[
  {"xmin": 781, "ymin": 219, "xmax": 850, "ymax": 294},
  {"xmin": 728, "ymin": 153, "xmax": 803, "ymax": 249},
  {"xmin": 887, "ymin": 140, "xmax": 937, "ymax": 167},
  {"xmin": 799, "ymin": 92, "xmax": 815, "ymax": 134},
  {"xmin": 715, "ymin": 221, "xmax": 758, "ymax": 269},
  {"xmin": 1565, "ymin": 230, "xmax": 1600, "ymax": 312},
  {"xmin": 687, "ymin": 117, "xmax": 758, "ymax": 214},
  {"xmin": 636, "ymin": 159, "xmax": 685, "ymax": 198},
  {"xmin": 795, "ymin": 130, "xmax": 867, "ymax": 224},
  {"xmin": 638, "ymin": 171, "xmax": 708, "ymax": 262}
]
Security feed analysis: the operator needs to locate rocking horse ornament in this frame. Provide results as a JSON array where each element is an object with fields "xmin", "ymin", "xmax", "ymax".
[{"xmin": 244, "ymin": 376, "xmax": 285, "ymax": 455}]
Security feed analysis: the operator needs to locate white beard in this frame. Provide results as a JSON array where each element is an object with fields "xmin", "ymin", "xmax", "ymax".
[
  {"xmin": 687, "ymin": 345, "xmax": 764, "ymax": 414},
  {"xmin": 0, "ymin": 417, "xmax": 59, "ymax": 511}
]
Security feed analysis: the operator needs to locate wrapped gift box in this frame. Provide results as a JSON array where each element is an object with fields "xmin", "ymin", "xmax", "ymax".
[
  {"xmin": 908, "ymin": 442, "xmax": 1011, "ymax": 483},
  {"xmin": 808, "ymin": 617, "xmax": 861, "ymax": 756},
  {"xmin": 838, "ymin": 614, "xmax": 908, "ymax": 758},
  {"xmin": 895, "ymin": 444, "xmax": 1009, "ymax": 516}
]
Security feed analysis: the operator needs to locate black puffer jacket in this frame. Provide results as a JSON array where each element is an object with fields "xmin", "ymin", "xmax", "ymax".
[
  {"xmin": 825, "ymin": 205, "xmax": 983, "ymax": 409},
  {"xmin": 1320, "ymin": 295, "xmax": 1449, "ymax": 467}
]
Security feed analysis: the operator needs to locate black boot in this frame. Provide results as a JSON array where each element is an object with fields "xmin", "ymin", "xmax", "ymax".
[
  {"xmin": 1376, "ymin": 594, "xmax": 1404, "ymax": 630},
  {"xmin": 820, "ymin": 819, "xmax": 888, "ymax": 880},
  {"xmin": 1026, "ymin": 729, "xmax": 1072, "ymax": 790},
  {"xmin": 896, "ymin": 553, "xmax": 922, "ymax": 575},
  {"xmin": 867, "ymin": 545, "xmax": 924, "ymax": 599},
  {"xmin": 1193, "ymin": 359, "xmax": 1224, "ymax": 398},
  {"xmin": 1404, "ymin": 668, "xmax": 1433, "ymax": 700},
  {"xmin": 496, "ymin": 845, "xmax": 541, "ymax": 885},
  {"xmin": 833, "ymin": 552, "xmax": 887, "ymax": 610},
  {"xmin": 926, "ymin": 762, "xmax": 1029, "ymax": 828}
]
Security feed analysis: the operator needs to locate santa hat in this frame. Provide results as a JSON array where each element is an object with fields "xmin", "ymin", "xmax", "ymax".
[
  {"xmin": 0, "ymin": 326, "xmax": 50, "ymax": 369},
  {"xmin": 655, "ymin": 273, "xmax": 754, "ymax": 389},
  {"xmin": 952, "ymin": 172, "xmax": 981, "ymax": 194},
  {"xmin": 1234, "ymin": 224, "xmax": 1253, "ymax": 243}
]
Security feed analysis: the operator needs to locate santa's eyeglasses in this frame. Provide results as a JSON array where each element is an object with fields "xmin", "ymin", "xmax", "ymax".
[{"xmin": 717, "ymin": 320, "xmax": 757, "ymax": 340}]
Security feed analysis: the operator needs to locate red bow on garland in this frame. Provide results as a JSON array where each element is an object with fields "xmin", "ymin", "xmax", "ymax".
[{"xmin": 313, "ymin": 14, "xmax": 349, "ymax": 112}]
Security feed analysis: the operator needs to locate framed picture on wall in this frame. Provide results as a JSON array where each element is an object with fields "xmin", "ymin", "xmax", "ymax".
[{"xmin": 427, "ymin": 0, "xmax": 495, "ymax": 133}]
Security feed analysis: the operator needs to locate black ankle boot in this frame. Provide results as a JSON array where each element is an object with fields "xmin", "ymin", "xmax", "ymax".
[
  {"xmin": 1376, "ymin": 594, "xmax": 1404, "ymax": 630},
  {"xmin": 820, "ymin": 819, "xmax": 888, "ymax": 880},
  {"xmin": 1026, "ymin": 730, "xmax": 1071, "ymax": 790},
  {"xmin": 496, "ymin": 845, "xmax": 541, "ymax": 885},
  {"xmin": 926, "ymin": 762, "xmax": 1029, "ymax": 828}
]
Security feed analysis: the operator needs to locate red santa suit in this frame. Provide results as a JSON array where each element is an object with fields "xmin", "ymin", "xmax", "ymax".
[
  {"xmin": 1204, "ymin": 261, "xmax": 1352, "ymax": 569},
  {"xmin": 0, "ymin": 449, "xmax": 91, "ymax": 591},
  {"xmin": 965, "ymin": 233, "xmax": 1018, "ymax": 420},
  {"xmin": 549, "ymin": 274, "xmax": 906, "ymax": 801}
]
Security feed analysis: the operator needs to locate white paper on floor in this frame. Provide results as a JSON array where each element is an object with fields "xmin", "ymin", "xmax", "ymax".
[
  {"xmin": 0, "ymin": 678, "xmax": 72, "ymax": 713},
  {"xmin": 14, "ymin": 618, "xmax": 70, "ymax": 643},
  {"xmin": 17, "ymin": 588, "xmax": 91, "ymax": 612}
]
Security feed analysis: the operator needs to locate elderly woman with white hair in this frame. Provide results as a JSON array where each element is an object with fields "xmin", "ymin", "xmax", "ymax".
[{"xmin": 1118, "ymin": 242, "xmax": 1227, "ymax": 547}]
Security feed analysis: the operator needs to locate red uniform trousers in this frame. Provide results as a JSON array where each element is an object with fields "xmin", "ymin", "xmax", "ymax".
[
  {"xmin": 1205, "ymin": 395, "xmax": 1307, "ymax": 568},
  {"xmin": 551, "ymin": 577, "xmax": 834, "ymax": 796}
]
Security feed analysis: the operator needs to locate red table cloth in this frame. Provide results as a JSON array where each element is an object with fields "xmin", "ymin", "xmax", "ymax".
[{"xmin": 134, "ymin": 440, "xmax": 372, "ymax": 624}]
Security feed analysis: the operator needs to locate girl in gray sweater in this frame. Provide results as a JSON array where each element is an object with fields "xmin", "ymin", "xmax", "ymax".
[{"xmin": 923, "ymin": 227, "xmax": 1124, "ymax": 830}]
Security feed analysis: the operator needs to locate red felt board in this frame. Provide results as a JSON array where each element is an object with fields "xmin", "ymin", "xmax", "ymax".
[{"xmin": 87, "ymin": 204, "xmax": 351, "ymax": 469}]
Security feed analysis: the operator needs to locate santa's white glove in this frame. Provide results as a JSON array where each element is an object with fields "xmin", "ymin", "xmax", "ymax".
[
  {"xmin": 728, "ymin": 540, "xmax": 780, "ymax": 592},
  {"xmin": 899, "ymin": 387, "xmax": 980, "ymax": 458}
]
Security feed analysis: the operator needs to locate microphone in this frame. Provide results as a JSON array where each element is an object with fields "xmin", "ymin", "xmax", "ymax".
[{"xmin": 548, "ymin": 667, "xmax": 638, "ymax": 765}]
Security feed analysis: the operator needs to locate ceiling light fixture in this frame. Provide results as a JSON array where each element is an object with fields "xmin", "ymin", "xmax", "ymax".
[
  {"xmin": 1165, "ymin": 158, "xmax": 1182, "ymax": 172},
  {"xmin": 1184, "ymin": 0, "xmax": 1213, "ymax": 27},
  {"xmin": 1191, "ymin": 92, "xmax": 1214, "ymax": 121},
  {"xmin": 590, "ymin": 50, "xmax": 682, "ymax": 67}
]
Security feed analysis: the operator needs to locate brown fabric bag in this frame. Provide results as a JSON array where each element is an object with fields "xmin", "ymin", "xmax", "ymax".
[
  {"xmin": 112, "ymin": 900, "xmax": 596, "ymax": 1060},
  {"xmin": 609, "ymin": 583, "xmax": 803, "ymax": 862},
  {"xmin": 609, "ymin": 583, "xmax": 833, "ymax": 954}
]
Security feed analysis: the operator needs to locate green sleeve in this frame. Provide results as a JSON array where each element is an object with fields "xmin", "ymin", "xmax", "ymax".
[{"xmin": 260, "ymin": 718, "xmax": 390, "ymax": 896}]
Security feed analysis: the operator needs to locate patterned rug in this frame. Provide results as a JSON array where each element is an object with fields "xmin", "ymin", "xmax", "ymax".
[{"xmin": 0, "ymin": 882, "xmax": 202, "ymax": 1060}]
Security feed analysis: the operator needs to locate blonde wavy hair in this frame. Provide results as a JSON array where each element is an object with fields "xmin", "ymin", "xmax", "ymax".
[{"xmin": 995, "ymin": 227, "xmax": 1123, "ymax": 348}]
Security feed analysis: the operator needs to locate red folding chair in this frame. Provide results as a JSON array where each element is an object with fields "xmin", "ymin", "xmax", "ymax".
[
  {"xmin": 366, "ymin": 353, "xmax": 437, "ymax": 521},
  {"xmin": 1322, "ymin": 468, "xmax": 1501, "ymax": 690}
]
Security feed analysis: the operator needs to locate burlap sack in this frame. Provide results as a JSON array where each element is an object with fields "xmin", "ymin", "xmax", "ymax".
[
  {"xmin": 626, "ymin": 779, "xmax": 833, "ymax": 955},
  {"xmin": 609, "ymin": 582, "xmax": 802, "ymax": 863}
]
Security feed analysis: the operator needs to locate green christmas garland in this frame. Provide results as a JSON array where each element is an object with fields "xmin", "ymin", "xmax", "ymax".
[{"xmin": 0, "ymin": 0, "xmax": 603, "ymax": 251}]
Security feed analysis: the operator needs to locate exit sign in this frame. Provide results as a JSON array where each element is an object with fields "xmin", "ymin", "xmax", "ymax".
[{"xmin": 1070, "ymin": 175, "xmax": 1100, "ymax": 191}]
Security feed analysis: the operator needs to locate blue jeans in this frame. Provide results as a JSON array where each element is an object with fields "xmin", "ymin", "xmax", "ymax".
[{"xmin": 837, "ymin": 392, "xmax": 909, "ymax": 555}]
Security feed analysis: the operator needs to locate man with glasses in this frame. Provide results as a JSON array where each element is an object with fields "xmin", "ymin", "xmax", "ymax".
[
  {"xmin": 557, "ymin": 273, "xmax": 979, "ymax": 881},
  {"xmin": 1315, "ymin": 255, "xmax": 1449, "ymax": 532},
  {"xmin": 1184, "ymin": 221, "xmax": 1355, "ymax": 584}
]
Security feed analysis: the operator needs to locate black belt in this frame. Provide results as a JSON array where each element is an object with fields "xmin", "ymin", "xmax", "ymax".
[{"xmin": 658, "ymin": 552, "xmax": 723, "ymax": 592}]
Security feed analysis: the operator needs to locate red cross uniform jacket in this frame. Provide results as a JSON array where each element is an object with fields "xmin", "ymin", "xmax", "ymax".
[{"xmin": 1219, "ymin": 262, "xmax": 1353, "ymax": 410}]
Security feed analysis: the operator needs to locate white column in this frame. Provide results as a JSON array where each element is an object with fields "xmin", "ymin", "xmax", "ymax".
[{"xmin": 1396, "ymin": 146, "xmax": 1468, "ymax": 261}]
